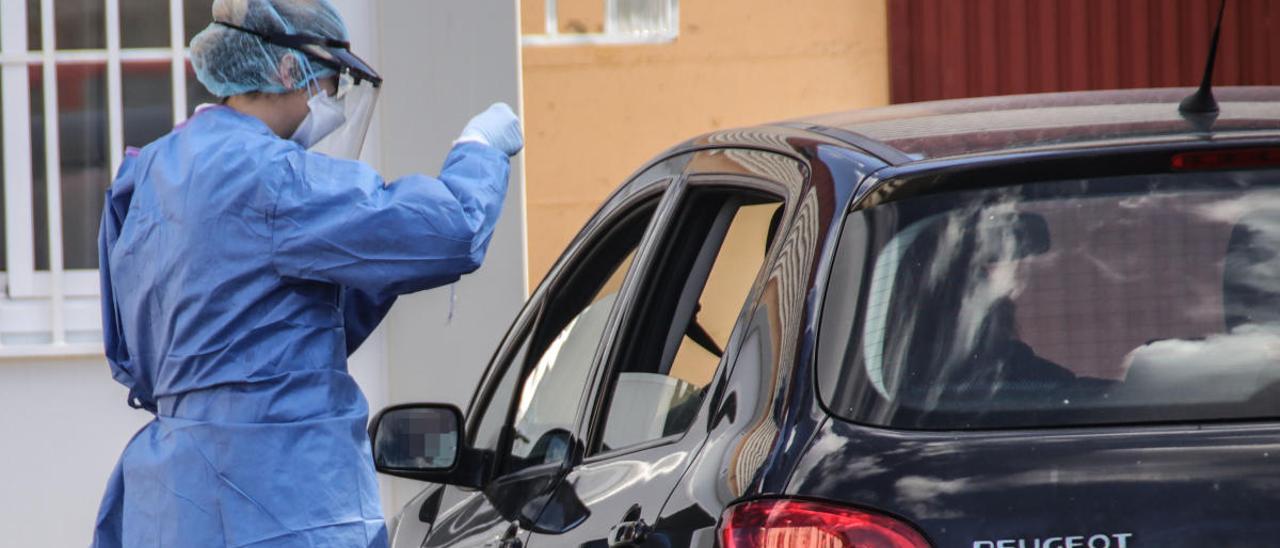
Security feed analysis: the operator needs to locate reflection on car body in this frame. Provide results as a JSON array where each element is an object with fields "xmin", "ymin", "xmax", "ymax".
[{"xmin": 371, "ymin": 87, "xmax": 1280, "ymax": 548}]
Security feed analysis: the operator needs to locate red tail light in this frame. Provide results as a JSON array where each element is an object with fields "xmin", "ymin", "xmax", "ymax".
[{"xmin": 719, "ymin": 499, "xmax": 931, "ymax": 548}]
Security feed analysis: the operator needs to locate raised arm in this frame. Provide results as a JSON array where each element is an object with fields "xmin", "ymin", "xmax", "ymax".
[{"xmin": 270, "ymin": 141, "xmax": 512, "ymax": 300}]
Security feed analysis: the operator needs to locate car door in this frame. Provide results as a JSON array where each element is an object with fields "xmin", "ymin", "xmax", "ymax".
[
  {"xmin": 402, "ymin": 161, "xmax": 685, "ymax": 548},
  {"xmin": 524, "ymin": 164, "xmax": 805, "ymax": 547}
]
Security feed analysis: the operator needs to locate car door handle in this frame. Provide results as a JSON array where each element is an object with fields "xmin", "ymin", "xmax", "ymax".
[{"xmin": 609, "ymin": 517, "xmax": 652, "ymax": 547}]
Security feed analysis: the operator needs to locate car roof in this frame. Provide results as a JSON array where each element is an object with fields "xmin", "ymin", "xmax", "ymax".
[{"xmin": 790, "ymin": 87, "xmax": 1280, "ymax": 165}]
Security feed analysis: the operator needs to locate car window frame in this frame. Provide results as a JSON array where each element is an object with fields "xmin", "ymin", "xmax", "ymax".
[
  {"xmin": 497, "ymin": 202, "xmax": 657, "ymax": 476},
  {"xmin": 460, "ymin": 176, "xmax": 685, "ymax": 487},
  {"xmin": 578, "ymin": 174, "xmax": 797, "ymax": 462}
]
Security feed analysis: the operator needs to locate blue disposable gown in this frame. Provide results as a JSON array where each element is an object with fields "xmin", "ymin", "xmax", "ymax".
[{"xmin": 92, "ymin": 105, "xmax": 510, "ymax": 547}]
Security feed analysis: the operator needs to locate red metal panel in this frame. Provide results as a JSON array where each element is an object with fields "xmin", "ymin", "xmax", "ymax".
[
  {"xmin": 1154, "ymin": 2, "xmax": 1180, "ymax": 87},
  {"xmin": 939, "ymin": 0, "xmax": 969, "ymax": 98},
  {"xmin": 888, "ymin": 0, "xmax": 1280, "ymax": 103},
  {"xmin": 1243, "ymin": 0, "xmax": 1267, "ymax": 84},
  {"xmin": 975, "ymin": 0, "xmax": 998, "ymax": 97},
  {"xmin": 918, "ymin": 0, "xmax": 943, "ymax": 102},
  {"xmin": 1126, "ymin": 0, "xmax": 1151, "ymax": 88},
  {"xmin": 1032, "ymin": 0, "xmax": 1060, "ymax": 92},
  {"xmin": 1096, "ymin": 0, "xmax": 1120, "ymax": 91},
  {"xmin": 1270, "ymin": 1, "xmax": 1280, "ymax": 86},
  {"xmin": 1002, "ymin": 0, "xmax": 1030, "ymax": 95},
  {"xmin": 1063, "ymin": 1, "xmax": 1088, "ymax": 91},
  {"xmin": 888, "ymin": 0, "xmax": 914, "ymax": 104},
  {"xmin": 1220, "ymin": 0, "xmax": 1241, "ymax": 84},
  {"xmin": 1179, "ymin": 0, "xmax": 1208, "ymax": 86}
]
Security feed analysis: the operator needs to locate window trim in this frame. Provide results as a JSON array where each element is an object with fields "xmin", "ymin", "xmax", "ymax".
[
  {"xmin": 468, "ymin": 181, "xmax": 675, "ymax": 485},
  {"xmin": 499, "ymin": 197, "xmax": 666, "ymax": 477},
  {"xmin": 581, "ymin": 432, "xmax": 684, "ymax": 465},
  {"xmin": 581, "ymin": 178, "xmax": 792, "ymax": 458},
  {"xmin": 0, "ymin": 0, "xmax": 192, "ymax": 353}
]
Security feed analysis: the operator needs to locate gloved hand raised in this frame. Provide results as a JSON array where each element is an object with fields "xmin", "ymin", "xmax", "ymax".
[{"xmin": 458, "ymin": 102, "xmax": 524, "ymax": 156}]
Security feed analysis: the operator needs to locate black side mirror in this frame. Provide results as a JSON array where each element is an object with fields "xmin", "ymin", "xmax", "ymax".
[{"xmin": 369, "ymin": 403, "xmax": 486, "ymax": 488}]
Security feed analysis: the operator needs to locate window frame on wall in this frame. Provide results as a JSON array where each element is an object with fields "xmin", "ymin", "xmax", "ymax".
[
  {"xmin": 1, "ymin": 0, "xmax": 201, "ymax": 353},
  {"xmin": 522, "ymin": 0, "xmax": 680, "ymax": 47}
]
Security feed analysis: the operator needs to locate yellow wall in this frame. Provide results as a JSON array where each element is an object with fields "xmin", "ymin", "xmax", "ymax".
[
  {"xmin": 669, "ymin": 201, "xmax": 782, "ymax": 389},
  {"xmin": 521, "ymin": 0, "xmax": 891, "ymax": 286}
]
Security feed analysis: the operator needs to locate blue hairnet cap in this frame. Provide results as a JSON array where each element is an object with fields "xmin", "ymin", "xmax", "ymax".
[{"xmin": 190, "ymin": 0, "xmax": 348, "ymax": 97}]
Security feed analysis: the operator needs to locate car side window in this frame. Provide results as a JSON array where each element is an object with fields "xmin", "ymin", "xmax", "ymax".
[
  {"xmin": 595, "ymin": 189, "xmax": 784, "ymax": 453},
  {"xmin": 501, "ymin": 203, "xmax": 657, "ymax": 475},
  {"xmin": 470, "ymin": 338, "xmax": 527, "ymax": 453}
]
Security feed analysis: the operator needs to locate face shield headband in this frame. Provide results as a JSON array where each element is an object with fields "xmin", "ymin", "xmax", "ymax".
[{"xmin": 214, "ymin": 21, "xmax": 382, "ymax": 87}]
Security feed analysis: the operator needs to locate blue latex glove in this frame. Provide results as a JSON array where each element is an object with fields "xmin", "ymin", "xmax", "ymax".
[{"xmin": 459, "ymin": 102, "xmax": 524, "ymax": 156}]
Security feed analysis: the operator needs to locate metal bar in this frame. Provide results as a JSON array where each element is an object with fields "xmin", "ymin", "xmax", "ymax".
[
  {"xmin": 0, "ymin": 0, "xmax": 35, "ymax": 305},
  {"xmin": 668, "ymin": 0, "xmax": 680, "ymax": 43},
  {"xmin": 105, "ymin": 0, "xmax": 124, "ymax": 178},
  {"xmin": 604, "ymin": 0, "xmax": 616, "ymax": 35},
  {"xmin": 0, "ymin": 49, "xmax": 175, "ymax": 64},
  {"xmin": 544, "ymin": 0, "xmax": 558, "ymax": 37},
  {"xmin": 170, "ymin": 0, "xmax": 188, "ymax": 123},
  {"xmin": 39, "ymin": 0, "xmax": 66, "ymax": 345}
]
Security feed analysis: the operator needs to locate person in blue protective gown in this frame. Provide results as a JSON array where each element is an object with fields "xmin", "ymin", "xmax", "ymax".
[{"xmin": 91, "ymin": 1, "xmax": 523, "ymax": 546}]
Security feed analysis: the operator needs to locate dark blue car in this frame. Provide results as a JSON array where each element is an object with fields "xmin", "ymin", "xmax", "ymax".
[{"xmin": 371, "ymin": 87, "xmax": 1280, "ymax": 548}]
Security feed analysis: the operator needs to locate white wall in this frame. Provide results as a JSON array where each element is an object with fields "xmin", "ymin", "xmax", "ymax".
[
  {"xmin": 0, "ymin": 2, "xmax": 524, "ymax": 545},
  {"xmin": 0, "ymin": 357, "xmax": 147, "ymax": 547}
]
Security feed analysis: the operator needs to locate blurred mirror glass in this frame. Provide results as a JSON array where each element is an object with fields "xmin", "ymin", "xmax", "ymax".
[{"xmin": 373, "ymin": 407, "xmax": 460, "ymax": 471}]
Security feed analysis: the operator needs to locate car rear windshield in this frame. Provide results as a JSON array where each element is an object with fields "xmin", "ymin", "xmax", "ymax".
[{"xmin": 818, "ymin": 168, "xmax": 1280, "ymax": 429}]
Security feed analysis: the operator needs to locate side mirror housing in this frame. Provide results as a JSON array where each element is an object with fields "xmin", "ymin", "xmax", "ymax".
[{"xmin": 369, "ymin": 403, "xmax": 486, "ymax": 489}]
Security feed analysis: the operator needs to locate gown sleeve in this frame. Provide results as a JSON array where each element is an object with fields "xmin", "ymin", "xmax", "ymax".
[
  {"xmin": 99, "ymin": 150, "xmax": 156, "ymax": 412},
  {"xmin": 270, "ymin": 142, "xmax": 511, "ymax": 302}
]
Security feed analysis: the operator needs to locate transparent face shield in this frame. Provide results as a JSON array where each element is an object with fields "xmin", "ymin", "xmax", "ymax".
[
  {"xmin": 309, "ymin": 72, "xmax": 380, "ymax": 159},
  {"xmin": 296, "ymin": 42, "xmax": 382, "ymax": 160}
]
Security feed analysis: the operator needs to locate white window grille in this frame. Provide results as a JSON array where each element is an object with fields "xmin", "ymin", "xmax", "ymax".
[
  {"xmin": 523, "ymin": 0, "xmax": 679, "ymax": 47},
  {"xmin": 0, "ymin": 0, "xmax": 217, "ymax": 356}
]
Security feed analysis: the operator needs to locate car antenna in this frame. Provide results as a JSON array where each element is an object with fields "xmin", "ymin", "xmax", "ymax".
[{"xmin": 1178, "ymin": 0, "xmax": 1228, "ymax": 116}]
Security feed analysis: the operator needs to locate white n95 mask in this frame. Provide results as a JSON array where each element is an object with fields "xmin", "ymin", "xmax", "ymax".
[{"xmin": 290, "ymin": 92, "xmax": 347, "ymax": 149}]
